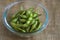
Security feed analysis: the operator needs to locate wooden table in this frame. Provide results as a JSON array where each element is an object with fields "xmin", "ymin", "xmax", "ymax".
[{"xmin": 0, "ymin": 0, "xmax": 60, "ymax": 40}]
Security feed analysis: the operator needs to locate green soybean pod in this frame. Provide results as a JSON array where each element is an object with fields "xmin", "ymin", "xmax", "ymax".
[
  {"xmin": 31, "ymin": 19, "xmax": 35, "ymax": 25},
  {"xmin": 23, "ymin": 24, "xmax": 28, "ymax": 27},
  {"xmin": 11, "ymin": 22, "xmax": 22, "ymax": 27},
  {"xmin": 33, "ymin": 13, "xmax": 38, "ymax": 18},
  {"xmin": 34, "ymin": 23, "xmax": 42, "ymax": 31},
  {"xmin": 17, "ymin": 24, "xmax": 29, "ymax": 27},
  {"xmin": 20, "ymin": 15, "xmax": 27, "ymax": 19},
  {"xmin": 16, "ymin": 10, "xmax": 25, "ymax": 16},
  {"xmin": 16, "ymin": 24, "xmax": 28, "ymax": 27},
  {"xmin": 26, "ymin": 27, "xmax": 30, "ymax": 32},
  {"xmin": 10, "ymin": 22, "xmax": 16, "ymax": 27},
  {"xmin": 30, "ymin": 21, "xmax": 38, "ymax": 32},
  {"xmin": 12, "ymin": 11, "xmax": 21, "ymax": 18},
  {"xmin": 21, "ymin": 10, "xmax": 25, "ymax": 15},
  {"xmin": 26, "ymin": 10, "xmax": 30, "ymax": 15},
  {"xmin": 20, "ymin": 19, "xmax": 26, "ymax": 23},
  {"xmin": 10, "ymin": 22, "xmax": 19, "ymax": 27},
  {"xmin": 26, "ymin": 10, "xmax": 32, "ymax": 16},
  {"xmin": 11, "ymin": 18, "xmax": 18, "ymax": 23},
  {"xmin": 13, "ymin": 27, "xmax": 19, "ymax": 31},
  {"xmin": 30, "ymin": 13, "xmax": 33, "ymax": 17},
  {"xmin": 26, "ymin": 13, "xmax": 33, "ymax": 25},
  {"xmin": 26, "ymin": 17, "xmax": 32, "ymax": 25},
  {"xmin": 10, "ymin": 22, "xmax": 20, "ymax": 31},
  {"xmin": 26, "ymin": 21, "xmax": 31, "ymax": 25},
  {"xmin": 18, "ymin": 28, "xmax": 26, "ymax": 32}
]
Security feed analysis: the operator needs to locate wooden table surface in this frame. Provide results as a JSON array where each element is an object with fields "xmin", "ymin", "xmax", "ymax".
[{"xmin": 0, "ymin": 0, "xmax": 60, "ymax": 40}]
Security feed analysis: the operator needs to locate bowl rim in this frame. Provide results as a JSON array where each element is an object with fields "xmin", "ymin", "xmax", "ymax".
[{"xmin": 2, "ymin": 1, "xmax": 49, "ymax": 36}]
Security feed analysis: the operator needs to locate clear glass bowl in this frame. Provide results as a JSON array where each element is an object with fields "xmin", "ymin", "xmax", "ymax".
[{"xmin": 3, "ymin": 1, "xmax": 48, "ymax": 37}]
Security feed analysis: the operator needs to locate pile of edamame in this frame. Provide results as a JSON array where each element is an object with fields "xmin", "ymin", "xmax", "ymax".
[{"xmin": 10, "ymin": 7, "xmax": 42, "ymax": 33}]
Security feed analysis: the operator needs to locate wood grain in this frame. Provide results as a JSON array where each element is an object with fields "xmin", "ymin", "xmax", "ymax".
[{"xmin": 0, "ymin": 0, "xmax": 60, "ymax": 40}]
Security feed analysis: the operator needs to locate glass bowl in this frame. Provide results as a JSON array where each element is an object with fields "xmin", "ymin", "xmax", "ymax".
[{"xmin": 3, "ymin": 1, "xmax": 48, "ymax": 37}]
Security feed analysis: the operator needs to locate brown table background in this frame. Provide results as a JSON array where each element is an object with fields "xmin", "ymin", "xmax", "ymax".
[{"xmin": 0, "ymin": 0, "xmax": 60, "ymax": 40}]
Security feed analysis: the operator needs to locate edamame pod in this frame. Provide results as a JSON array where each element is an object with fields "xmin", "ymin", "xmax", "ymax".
[
  {"xmin": 21, "ymin": 11, "xmax": 25, "ymax": 15},
  {"xmin": 20, "ymin": 19, "xmax": 26, "ymax": 23},
  {"xmin": 10, "ymin": 22, "xmax": 20, "ymax": 27},
  {"xmin": 33, "ymin": 13, "xmax": 38, "ymax": 18},
  {"xmin": 27, "ymin": 27, "xmax": 30, "ymax": 32},
  {"xmin": 34, "ymin": 23, "xmax": 42, "ymax": 31},
  {"xmin": 26, "ymin": 9, "xmax": 32, "ymax": 16},
  {"xmin": 18, "ymin": 28, "xmax": 26, "ymax": 32},
  {"xmin": 10, "ymin": 22, "xmax": 20, "ymax": 31},
  {"xmin": 23, "ymin": 24, "xmax": 28, "ymax": 27},
  {"xmin": 11, "ymin": 22, "xmax": 28, "ymax": 27},
  {"xmin": 31, "ymin": 19, "xmax": 35, "ymax": 25},
  {"xmin": 11, "ymin": 18, "xmax": 18, "ymax": 23},
  {"xmin": 26, "ymin": 14, "xmax": 33, "ymax": 25},
  {"xmin": 10, "ymin": 7, "xmax": 42, "ymax": 33},
  {"xmin": 20, "ymin": 15, "xmax": 27, "ymax": 19},
  {"xmin": 30, "ymin": 21, "xmax": 38, "ymax": 32}
]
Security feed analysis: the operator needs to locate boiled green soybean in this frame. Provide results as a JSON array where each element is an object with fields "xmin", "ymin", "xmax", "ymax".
[
  {"xmin": 34, "ymin": 23, "xmax": 42, "ymax": 31},
  {"xmin": 30, "ymin": 21, "xmax": 38, "ymax": 32},
  {"xmin": 10, "ymin": 7, "xmax": 42, "ymax": 33}
]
